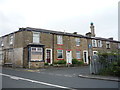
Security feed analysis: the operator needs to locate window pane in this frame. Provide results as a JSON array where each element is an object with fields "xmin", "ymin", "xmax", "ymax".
[
  {"xmin": 57, "ymin": 50, "xmax": 63, "ymax": 58},
  {"xmin": 76, "ymin": 38, "xmax": 80, "ymax": 46},
  {"xmin": 10, "ymin": 35, "xmax": 13, "ymax": 44},
  {"xmin": 92, "ymin": 40, "xmax": 97, "ymax": 47},
  {"xmin": 31, "ymin": 47, "xmax": 43, "ymax": 61},
  {"xmin": 76, "ymin": 51, "xmax": 81, "ymax": 59},
  {"xmin": 33, "ymin": 32, "xmax": 40, "ymax": 43},
  {"xmin": 57, "ymin": 35, "xmax": 63, "ymax": 44}
]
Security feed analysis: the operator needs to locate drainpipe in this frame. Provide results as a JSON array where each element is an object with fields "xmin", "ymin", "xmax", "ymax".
[
  {"xmin": 28, "ymin": 46, "xmax": 31, "ymax": 69},
  {"xmin": 52, "ymin": 34, "xmax": 55, "ymax": 64}
]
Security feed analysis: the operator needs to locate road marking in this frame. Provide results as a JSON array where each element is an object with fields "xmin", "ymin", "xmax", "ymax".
[
  {"xmin": 0, "ymin": 73, "xmax": 75, "ymax": 89},
  {"xmin": 10, "ymin": 76, "xmax": 20, "ymax": 80},
  {"xmin": 37, "ymin": 72, "xmax": 74, "ymax": 78},
  {"xmin": 48, "ymin": 73, "xmax": 54, "ymax": 75},
  {"xmin": 56, "ymin": 74, "xmax": 62, "ymax": 76}
]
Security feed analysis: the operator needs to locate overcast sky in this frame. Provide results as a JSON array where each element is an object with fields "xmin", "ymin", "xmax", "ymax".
[{"xmin": 0, "ymin": 0, "xmax": 119, "ymax": 40}]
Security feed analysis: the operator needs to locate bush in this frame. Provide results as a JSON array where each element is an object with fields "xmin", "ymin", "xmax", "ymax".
[
  {"xmin": 99, "ymin": 61, "xmax": 120, "ymax": 76},
  {"xmin": 72, "ymin": 59, "xmax": 84, "ymax": 65},
  {"xmin": 77, "ymin": 61, "xmax": 84, "ymax": 65},
  {"xmin": 55, "ymin": 60, "xmax": 66, "ymax": 64},
  {"xmin": 44, "ymin": 63, "xmax": 48, "ymax": 65},
  {"xmin": 72, "ymin": 59, "xmax": 78, "ymax": 64},
  {"xmin": 98, "ymin": 52, "xmax": 120, "ymax": 76}
]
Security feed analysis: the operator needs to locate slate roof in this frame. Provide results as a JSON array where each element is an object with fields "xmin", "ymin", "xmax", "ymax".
[{"xmin": 1, "ymin": 27, "xmax": 120, "ymax": 43}]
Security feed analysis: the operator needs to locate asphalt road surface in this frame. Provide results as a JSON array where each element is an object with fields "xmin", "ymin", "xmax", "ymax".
[{"xmin": 1, "ymin": 66, "xmax": 119, "ymax": 89}]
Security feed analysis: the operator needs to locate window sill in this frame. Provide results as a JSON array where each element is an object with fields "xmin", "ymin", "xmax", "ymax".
[
  {"xmin": 57, "ymin": 44, "xmax": 64, "ymax": 46},
  {"xmin": 77, "ymin": 59, "xmax": 81, "ymax": 60},
  {"xmin": 92, "ymin": 47, "xmax": 97, "ymax": 48},
  {"xmin": 57, "ymin": 58, "xmax": 64, "ymax": 60}
]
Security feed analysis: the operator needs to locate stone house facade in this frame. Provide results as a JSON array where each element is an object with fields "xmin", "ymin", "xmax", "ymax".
[{"xmin": 0, "ymin": 23, "xmax": 120, "ymax": 68}]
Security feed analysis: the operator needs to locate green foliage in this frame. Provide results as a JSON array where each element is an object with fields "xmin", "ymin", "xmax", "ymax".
[
  {"xmin": 44, "ymin": 63, "xmax": 48, "ymax": 65},
  {"xmin": 77, "ymin": 61, "xmax": 84, "ymax": 65},
  {"xmin": 50, "ymin": 64, "xmax": 53, "ymax": 66},
  {"xmin": 54, "ymin": 60, "xmax": 66, "ymax": 64},
  {"xmin": 99, "ymin": 61, "xmax": 120, "ymax": 76},
  {"xmin": 72, "ymin": 58, "xmax": 84, "ymax": 65},
  {"xmin": 72, "ymin": 59, "xmax": 78, "ymax": 64},
  {"xmin": 98, "ymin": 51, "xmax": 120, "ymax": 76}
]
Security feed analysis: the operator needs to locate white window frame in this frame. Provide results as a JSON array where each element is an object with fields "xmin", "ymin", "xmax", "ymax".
[
  {"xmin": 31, "ymin": 47, "xmax": 43, "ymax": 61},
  {"xmin": 76, "ymin": 51, "xmax": 81, "ymax": 59},
  {"xmin": 98, "ymin": 40, "xmax": 102, "ymax": 47},
  {"xmin": 9, "ymin": 35, "xmax": 13, "ymax": 45},
  {"xmin": 0, "ymin": 40, "xmax": 4, "ymax": 47},
  {"xmin": 118, "ymin": 43, "xmax": 120, "ymax": 49},
  {"xmin": 75, "ymin": 38, "xmax": 80, "ymax": 46},
  {"xmin": 33, "ymin": 32, "xmax": 40, "ymax": 43},
  {"xmin": 106, "ymin": 41, "xmax": 110, "ymax": 49},
  {"xmin": 57, "ymin": 50, "xmax": 63, "ymax": 59},
  {"xmin": 57, "ymin": 35, "xmax": 63, "ymax": 44},
  {"xmin": 0, "ymin": 54, "xmax": 3, "ymax": 60},
  {"xmin": 92, "ymin": 40, "xmax": 97, "ymax": 47}
]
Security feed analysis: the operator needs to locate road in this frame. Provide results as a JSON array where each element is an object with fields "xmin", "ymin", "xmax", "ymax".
[{"xmin": 1, "ymin": 66, "xmax": 119, "ymax": 89}]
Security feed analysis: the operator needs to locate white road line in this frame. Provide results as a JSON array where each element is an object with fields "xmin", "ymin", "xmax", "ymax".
[
  {"xmin": 56, "ymin": 74, "xmax": 62, "ymax": 76},
  {"xmin": 0, "ymin": 73, "xmax": 75, "ymax": 89}
]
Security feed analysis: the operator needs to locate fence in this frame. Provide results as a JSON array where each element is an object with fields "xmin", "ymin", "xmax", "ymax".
[{"xmin": 90, "ymin": 53, "xmax": 120, "ymax": 75}]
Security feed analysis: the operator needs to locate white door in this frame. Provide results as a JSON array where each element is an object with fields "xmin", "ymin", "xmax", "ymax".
[
  {"xmin": 66, "ymin": 51, "xmax": 72, "ymax": 64},
  {"xmin": 83, "ymin": 50, "xmax": 88, "ymax": 64},
  {"xmin": 45, "ymin": 49, "xmax": 52, "ymax": 64}
]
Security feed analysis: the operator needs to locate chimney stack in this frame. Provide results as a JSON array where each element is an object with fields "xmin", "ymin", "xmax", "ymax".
[
  {"xmin": 73, "ymin": 32, "xmax": 77, "ymax": 34},
  {"xmin": 90, "ymin": 22, "xmax": 95, "ymax": 37}
]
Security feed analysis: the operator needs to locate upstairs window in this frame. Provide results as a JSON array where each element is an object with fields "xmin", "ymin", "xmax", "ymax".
[
  {"xmin": 0, "ymin": 39, "xmax": 4, "ymax": 47},
  {"xmin": 76, "ymin": 51, "xmax": 81, "ymax": 59},
  {"xmin": 118, "ymin": 43, "xmax": 120, "ymax": 49},
  {"xmin": 57, "ymin": 35, "xmax": 63, "ymax": 44},
  {"xmin": 106, "ymin": 42, "xmax": 110, "ymax": 49},
  {"xmin": 33, "ymin": 32, "xmax": 40, "ymax": 43},
  {"xmin": 92, "ymin": 40, "xmax": 97, "ymax": 47},
  {"xmin": 75, "ymin": 38, "xmax": 80, "ymax": 46},
  {"xmin": 98, "ymin": 40, "xmax": 102, "ymax": 47},
  {"xmin": 9, "ymin": 35, "xmax": 13, "ymax": 45},
  {"xmin": 57, "ymin": 50, "xmax": 63, "ymax": 59}
]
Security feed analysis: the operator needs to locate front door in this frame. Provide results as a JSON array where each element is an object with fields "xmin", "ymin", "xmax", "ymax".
[
  {"xmin": 83, "ymin": 50, "xmax": 88, "ymax": 64},
  {"xmin": 46, "ymin": 49, "xmax": 52, "ymax": 64},
  {"xmin": 66, "ymin": 51, "xmax": 72, "ymax": 64}
]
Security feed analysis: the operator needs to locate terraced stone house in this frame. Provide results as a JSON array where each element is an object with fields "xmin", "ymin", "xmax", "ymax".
[{"xmin": 0, "ymin": 23, "xmax": 120, "ymax": 68}]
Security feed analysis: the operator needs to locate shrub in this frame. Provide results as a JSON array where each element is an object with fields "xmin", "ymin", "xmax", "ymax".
[
  {"xmin": 77, "ymin": 61, "xmax": 84, "ymax": 65},
  {"xmin": 72, "ymin": 59, "xmax": 84, "ymax": 65},
  {"xmin": 55, "ymin": 60, "xmax": 66, "ymax": 64},
  {"xmin": 44, "ymin": 63, "xmax": 48, "ymax": 65},
  {"xmin": 72, "ymin": 59, "xmax": 78, "ymax": 64}
]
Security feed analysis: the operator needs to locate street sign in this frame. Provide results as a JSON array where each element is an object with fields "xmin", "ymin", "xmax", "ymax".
[{"xmin": 88, "ymin": 44, "xmax": 92, "ymax": 48}]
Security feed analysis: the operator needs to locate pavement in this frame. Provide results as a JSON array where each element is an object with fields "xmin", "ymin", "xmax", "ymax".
[{"xmin": 2, "ymin": 66, "xmax": 120, "ymax": 82}]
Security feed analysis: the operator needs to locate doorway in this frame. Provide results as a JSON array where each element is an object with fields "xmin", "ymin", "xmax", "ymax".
[
  {"xmin": 45, "ymin": 48, "xmax": 52, "ymax": 64},
  {"xmin": 83, "ymin": 50, "xmax": 88, "ymax": 64},
  {"xmin": 66, "ymin": 50, "xmax": 72, "ymax": 64}
]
